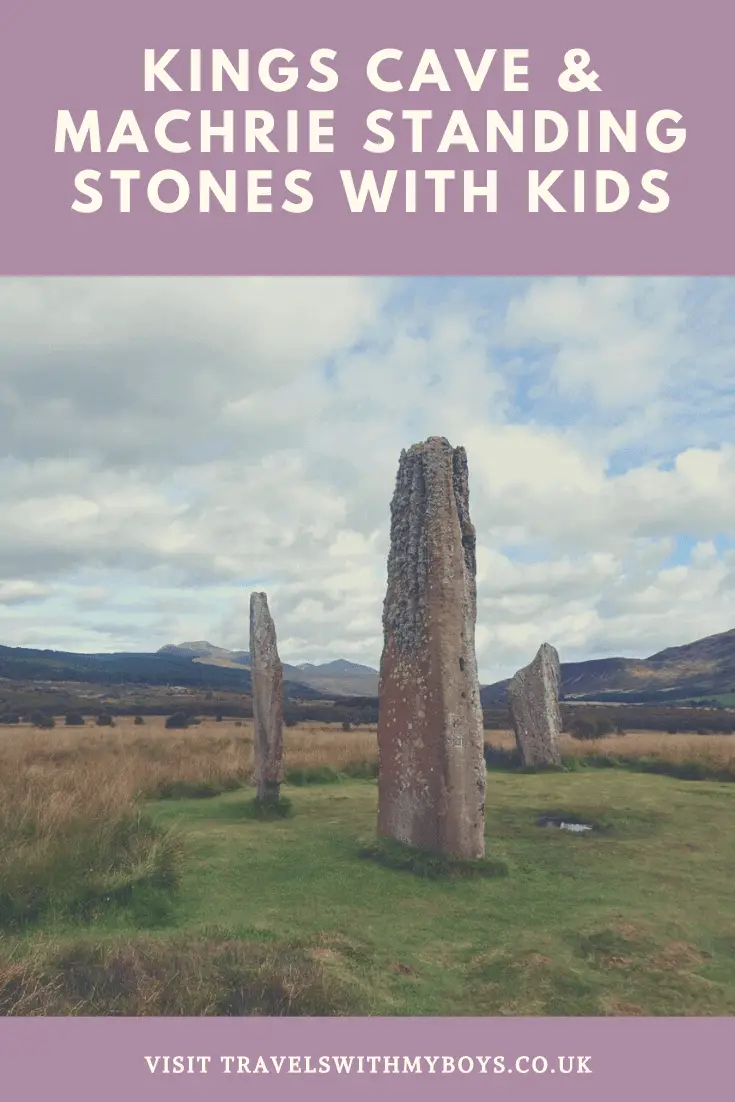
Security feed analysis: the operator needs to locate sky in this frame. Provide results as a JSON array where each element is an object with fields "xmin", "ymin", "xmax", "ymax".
[{"xmin": 2, "ymin": 274, "xmax": 735, "ymax": 683}]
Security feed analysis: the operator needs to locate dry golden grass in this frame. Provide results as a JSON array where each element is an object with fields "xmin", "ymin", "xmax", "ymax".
[
  {"xmin": 284, "ymin": 723, "xmax": 377, "ymax": 770},
  {"xmin": 1, "ymin": 716, "xmax": 732, "ymax": 869},
  {"xmin": 2, "ymin": 715, "xmax": 735, "ymax": 1016},
  {"xmin": 0, "ymin": 717, "xmax": 379, "ymax": 849},
  {"xmin": 2, "ymin": 717, "xmax": 733, "ymax": 839},
  {"xmin": 484, "ymin": 727, "xmax": 735, "ymax": 770},
  {"xmin": 0, "ymin": 936, "xmax": 362, "ymax": 1016},
  {"xmin": 0, "ymin": 716, "xmax": 206, "ymax": 929},
  {"xmin": 0, "ymin": 716, "xmax": 381, "ymax": 929},
  {"xmin": 0, "ymin": 718, "xmax": 244, "ymax": 840}
]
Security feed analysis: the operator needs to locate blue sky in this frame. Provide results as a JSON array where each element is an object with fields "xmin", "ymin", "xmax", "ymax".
[{"xmin": 2, "ymin": 275, "xmax": 735, "ymax": 682}]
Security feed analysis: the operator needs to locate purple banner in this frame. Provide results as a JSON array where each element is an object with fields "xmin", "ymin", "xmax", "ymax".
[
  {"xmin": 2, "ymin": 1017, "xmax": 733, "ymax": 1100},
  {"xmin": 0, "ymin": 0, "xmax": 733, "ymax": 274}
]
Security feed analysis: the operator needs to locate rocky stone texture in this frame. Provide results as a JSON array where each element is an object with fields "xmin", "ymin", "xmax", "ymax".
[
  {"xmin": 377, "ymin": 437, "xmax": 486, "ymax": 859},
  {"xmin": 249, "ymin": 592, "xmax": 285, "ymax": 804},
  {"xmin": 508, "ymin": 643, "xmax": 562, "ymax": 767}
]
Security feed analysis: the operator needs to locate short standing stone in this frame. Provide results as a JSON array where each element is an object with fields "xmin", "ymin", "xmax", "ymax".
[
  {"xmin": 249, "ymin": 592, "xmax": 285, "ymax": 804},
  {"xmin": 377, "ymin": 437, "xmax": 486, "ymax": 860},
  {"xmin": 508, "ymin": 643, "xmax": 562, "ymax": 767}
]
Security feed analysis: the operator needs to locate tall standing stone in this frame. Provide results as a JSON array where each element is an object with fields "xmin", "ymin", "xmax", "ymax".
[
  {"xmin": 249, "ymin": 592, "xmax": 285, "ymax": 804},
  {"xmin": 377, "ymin": 437, "xmax": 486, "ymax": 860},
  {"xmin": 508, "ymin": 643, "xmax": 562, "ymax": 767}
]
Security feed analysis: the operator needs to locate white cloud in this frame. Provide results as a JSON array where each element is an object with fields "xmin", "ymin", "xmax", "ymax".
[
  {"xmin": 0, "ymin": 580, "xmax": 52, "ymax": 606},
  {"xmin": 1, "ymin": 275, "xmax": 735, "ymax": 682},
  {"xmin": 504, "ymin": 276, "xmax": 688, "ymax": 408}
]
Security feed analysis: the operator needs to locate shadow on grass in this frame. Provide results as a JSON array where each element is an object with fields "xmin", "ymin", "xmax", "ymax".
[
  {"xmin": 158, "ymin": 794, "xmax": 296, "ymax": 825},
  {"xmin": 240, "ymin": 797, "xmax": 295, "ymax": 821},
  {"xmin": 151, "ymin": 779, "xmax": 244, "ymax": 800},
  {"xmin": 483, "ymin": 745, "xmax": 564, "ymax": 774},
  {"xmin": 358, "ymin": 837, "xmax": 509, "ymax": 881},
  {"xmin": 284, "ymin": 762, "xmax": 378, "ymax": 787}
]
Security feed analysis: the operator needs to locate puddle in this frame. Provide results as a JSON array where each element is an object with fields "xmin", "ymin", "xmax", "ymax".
[{"xmin": 537, "ymin": 814, "xmax": 596, "ymax": 833}]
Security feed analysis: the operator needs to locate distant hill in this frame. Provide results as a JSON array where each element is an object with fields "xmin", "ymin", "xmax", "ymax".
[
  {"xmin": 158, "ymin": 642, "xmax": 379, "ymax": 697},
  {"xmin": 6, "ymin": 625, "xmax": 733, "ymax": 708},
  {"xmin": 0, "ymin": 644, "xmax": 324, "ymax": 700},
  {"xmin": 294, "ymin": 660, "xmax": 380, "ymax": 697},
  {"xmin": 158, "ymin": 641, "xmax": 251, "ymax": 667},
  {"xmin": 481, "ymin": 628, "xmax": 735, "ymax": 706}
]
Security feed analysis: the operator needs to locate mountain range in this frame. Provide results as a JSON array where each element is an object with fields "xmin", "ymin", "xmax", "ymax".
[
  {"xmin": 157, "ymin": 641, "xmax": 379, "ymax": 696},
  {"xmin": 2, "ymin": 626, "xmax": 735, "ymax": 705},
  {"xmin": 0, "ymin": 643, "xmax": 314, "ymax": 699},
  {"xmin": 480, "ymin": 627, "xmax": 735, "ymax": 705}
]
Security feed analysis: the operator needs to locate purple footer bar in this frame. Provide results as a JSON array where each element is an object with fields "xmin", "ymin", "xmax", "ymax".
[{"xmin": 1, "ymin": 1017, "xmax": 731, "ymax": 1100}]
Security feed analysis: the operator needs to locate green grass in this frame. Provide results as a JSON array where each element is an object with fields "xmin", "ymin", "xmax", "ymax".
[
  {"xmin": 240, "ymin": 796, "xmax": 295, "ymax": 821},
  {"xmin": 3, "ymin": 772, "xmax": 735, "ymax": 1015},
  {"xmin": 485, "ymin": 743, "xmax": 735, "ymax": 783},
  {"xmin": 152, "ymin": 778, "xmax": 243, "ymax": 800},
  {"xmin": 564, "ymin": 753, "xmax": 735, "ymax": 782},
  {"xmin": 688, "ymin": 692, "xmax": 735, "ymax": 708},
  {"xmin": 358, "ymin": 836, "xmax": 509, "ymax": 880},
  {"xmin": 284, "ymin": 761, "xmax": 378, "ymax": 786},
  {"xmin": 0, "ymin": 811, "xmax": 182, "ymax": 931}
]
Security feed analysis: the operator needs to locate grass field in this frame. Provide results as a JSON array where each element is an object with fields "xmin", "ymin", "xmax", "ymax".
[
  {"xmin": 485, "ymin": 727, "xmax": 735, "ymax": 779},
  {"xmin": 1, "ymin": 718, "xmax": 734, "ymax": 1015}
]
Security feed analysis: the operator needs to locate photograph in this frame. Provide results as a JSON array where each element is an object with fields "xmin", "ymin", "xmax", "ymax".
[{"xmin": 1, "ymin": 274, "xmax": 733, "ymax": 1017}]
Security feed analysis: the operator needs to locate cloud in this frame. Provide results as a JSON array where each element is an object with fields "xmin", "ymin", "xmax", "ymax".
[
  {"xmin": 1, "ymin": 275, "xmax": 735, "ymax": 681},
  {"xmin": 0, "ymin": 580, "xmax": 52, "ymax": 606},
  {"xmin": 504, "ymin": 276, "xmax": 689, "ymax": 408},
  {"xmin": 0, "ymin": 276, "xmax": 390, "ymax": 467}
]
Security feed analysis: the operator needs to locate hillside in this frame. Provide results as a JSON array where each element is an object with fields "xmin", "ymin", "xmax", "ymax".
[
  {"xmin": 294, "ymin": 659, "xmax": 381, "ymax": 696},
  {"xmin": 0, "ymin": 644, "xmax": 324, "ymax": 700},
  {"xmin": 4, "ymin": 625, "xmax": 735, "ymax": 708},
  {"xmin": 158, "ymin": 641, "xmax": 250, "ymax": 666},
  {"xmin": 481, "ymin": 628, "xmax": 735, "ymax": 706},
  {"xmin": 159, "ymin": 642, "xmax": 380, "ymax": 696}
]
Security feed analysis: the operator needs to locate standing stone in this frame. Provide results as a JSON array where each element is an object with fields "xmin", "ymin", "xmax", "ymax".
[
  {"xmin": 508, "ymin": 643, "xmax": 562, "ymax": 767},
  {"xmin": 249, "ymin": 592, "xmax": 284, "ymax": 804},
  {"xmin": 377, "ymin": 437, "xmax": 486, "ymax": 860}
]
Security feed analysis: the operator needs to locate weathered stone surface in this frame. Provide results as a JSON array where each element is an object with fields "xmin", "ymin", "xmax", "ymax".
[
  {"xmin": 508, "ymin": 643, "xmax": 562, "ymax": 767},
  {"xmin": 249, "ymin": 592, "xmax": 284, "ymax": 803},
  {"xmin": 377, "ymin": 437, "xmax": 486, "ymax": 860}
]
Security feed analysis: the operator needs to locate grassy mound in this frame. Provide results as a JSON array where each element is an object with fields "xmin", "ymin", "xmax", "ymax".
[{"xmin": 0, "ymin": 934, "xmax": 361, "ymax": 1016}]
